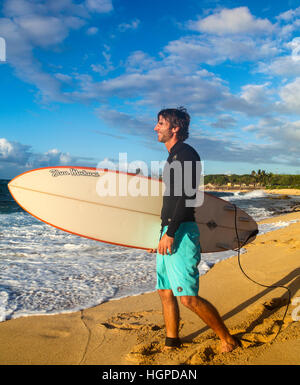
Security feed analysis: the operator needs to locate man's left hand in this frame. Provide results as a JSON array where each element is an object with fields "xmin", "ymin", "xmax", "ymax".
[{"xmin": 158, "ymin": 233, "xmax": 174, "ymax": 255}]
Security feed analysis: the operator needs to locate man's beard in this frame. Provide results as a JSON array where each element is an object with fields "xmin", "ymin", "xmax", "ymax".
[{"xmin": 158, "ymin": 131, "xmax": 172, "ymax": 143}]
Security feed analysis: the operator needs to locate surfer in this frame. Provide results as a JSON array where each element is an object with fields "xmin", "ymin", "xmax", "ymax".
[{"xmin": 149, "ymin": 107, "xmax": 240, "ymax": 353}]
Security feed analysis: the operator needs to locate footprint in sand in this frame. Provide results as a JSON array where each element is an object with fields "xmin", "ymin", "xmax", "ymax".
[
  {"xmin": 126, "ymin": 340, "xmax": 163, "ymax": 364},
  {"xmin": 260, "ymin": 238, "xmax": 300, "ymax": 250},
  {"xmin": 126, "ymin": 297, "xmax": 295, "ymax": 365},
  {"xmin": 40, "ymin": 328, "xmax": 71, "ymax": 339},
  {"xmin": 99, "ymin": 310, "xmax": 163, "ymax": 332},
  {"xmin": 229, "ymin": 297, "xmax": 293, "ymax": 348}
]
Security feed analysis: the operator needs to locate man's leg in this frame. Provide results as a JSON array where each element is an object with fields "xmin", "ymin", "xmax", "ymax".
[
  {"xmin": 180, "ymin": 295, "xmax": 239, "ymax": 352},
  {"xmin": 157, "ymin": 289, "xmax": 180, "ymax": 338}
]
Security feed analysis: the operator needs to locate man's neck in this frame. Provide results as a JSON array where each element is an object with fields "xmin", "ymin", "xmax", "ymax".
[{"xmin": 165, "ymin": 137, "xmax": 179, "ymax": 153}]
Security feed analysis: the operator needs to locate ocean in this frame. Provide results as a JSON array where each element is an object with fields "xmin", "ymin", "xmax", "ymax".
[{"xmin": 0, "ymin": 179, "xmax": 299, "ymax": 322}]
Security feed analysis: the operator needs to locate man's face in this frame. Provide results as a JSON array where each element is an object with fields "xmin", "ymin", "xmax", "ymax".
[{"xmin": 154, "ymin": 116, "xmax": 173, "ymax": 143}]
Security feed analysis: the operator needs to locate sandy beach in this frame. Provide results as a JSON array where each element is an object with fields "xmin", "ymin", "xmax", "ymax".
[
  {"xmin": 0, "ymin": 211, "xmax": 299, "ymax": 366},
  {"xmin": 264, "ymin": 189, "xmax": 300, "ymax": 196},
  {"xmin": 205, "ymin": 187, "xmax": 300, "ymax": 196}
]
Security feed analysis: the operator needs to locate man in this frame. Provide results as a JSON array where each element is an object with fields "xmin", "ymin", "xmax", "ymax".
[{"xmin": 149, "ymin": 107, "xmax": 240, "ymax": 353}]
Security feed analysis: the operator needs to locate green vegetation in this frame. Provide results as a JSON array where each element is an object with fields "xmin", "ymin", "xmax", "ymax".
[{"xmin": 204, "ymin": 170, "xmax": 300, "ymax": 189}]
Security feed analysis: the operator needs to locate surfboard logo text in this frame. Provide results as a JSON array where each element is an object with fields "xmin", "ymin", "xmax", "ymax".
[{"xmin": 50, "ymin": 168, "xmax": 102, "ymax": 177}]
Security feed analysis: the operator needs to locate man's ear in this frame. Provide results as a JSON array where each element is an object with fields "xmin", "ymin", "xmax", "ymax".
[{"xmin": 172, "ymin": 126, "xmax": 180, "ymax": 134}]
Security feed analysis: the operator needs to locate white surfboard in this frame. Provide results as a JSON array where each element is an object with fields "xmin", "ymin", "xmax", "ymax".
[{"xmin": 8, "ymin": 166, "xmax": 258, "ymax": 253}]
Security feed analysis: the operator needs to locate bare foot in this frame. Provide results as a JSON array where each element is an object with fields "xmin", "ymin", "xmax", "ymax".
[{"xmin": 220, "ymin": 337, "xmax": 241, "ymax": 353}]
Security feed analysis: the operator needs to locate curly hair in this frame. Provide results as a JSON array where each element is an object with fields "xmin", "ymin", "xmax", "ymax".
[{"xmin": 157, "ymin": 106, "xmax": 190, "ymax": 141}]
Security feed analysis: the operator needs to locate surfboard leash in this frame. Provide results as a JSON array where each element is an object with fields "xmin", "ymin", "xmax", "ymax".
[{"xmin": 232, "ymin": 203, "xmax": 291, "ymax": 342}]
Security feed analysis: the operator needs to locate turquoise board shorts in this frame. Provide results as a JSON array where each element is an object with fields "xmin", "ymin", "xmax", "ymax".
[{"xmin": 156, "ymin": 222, "xmax": 201, "ymax": 296}]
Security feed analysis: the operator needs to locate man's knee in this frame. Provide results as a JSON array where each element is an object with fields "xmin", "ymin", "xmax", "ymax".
[
  {"xmin": 157, "ymin": 289, "xmax": 175, "ymax": 303},
  {"xmin": 180, "ymin": 295, "xmax": 197, "ymax": 308}
]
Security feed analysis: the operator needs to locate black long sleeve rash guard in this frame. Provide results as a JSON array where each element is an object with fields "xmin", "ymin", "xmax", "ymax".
[{"xmin": 161, "ymin": 141, "xmax": 201, "ymax": 238}]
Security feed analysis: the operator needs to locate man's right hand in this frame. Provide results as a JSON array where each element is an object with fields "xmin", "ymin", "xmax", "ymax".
[{"xmin": 147, "ymin": 248, "xmax": 157, "ymax": 253}]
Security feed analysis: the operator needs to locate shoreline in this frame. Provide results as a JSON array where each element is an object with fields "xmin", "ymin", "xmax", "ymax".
[
  {"xmin": 205, "ymin": 187, "xmax": 300, "ymax": 196},
  {"xmin": 1, "ymin": 210, "xmax": 297, "ymax": 324},
  {"xmin": 0, "ymin": 211, "xmax": 299, "ymax": 365},
  {"xmin": 263, "ymin": 188, "xmax": 300, "ymax": 196}
]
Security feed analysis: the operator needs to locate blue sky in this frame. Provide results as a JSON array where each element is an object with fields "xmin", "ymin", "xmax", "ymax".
[{"xmin": 1, "ymin": 0, "xmax": 300, "ymax": 179}]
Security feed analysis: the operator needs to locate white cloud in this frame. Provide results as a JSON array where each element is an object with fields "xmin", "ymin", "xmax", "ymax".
[
  {"xmin": 240, "ymin": 117, "xmax": 300, "ymax": 161},
  {"xmin": 125, "ymin": 51, "xmax": 159, "ymax": 73},
  {"xmin": 0, "ymin": 139, "xmax": 13, "ymax": 158},
  {"xmin": 37, "ymin": 148, "xmax": 72, "ymax": 166},
  {"xmin": 210, "ymin": 115, "xmax": 237, "ymax": 129},
  {"xmin": 163, "ymin": 35, "xmax": 278, "ymax": 66},
  {"xmin": 278, "ymin": 77, "xmax": 300, "ymax": 112},
  {"xmin": 281, "ymin": 121, "xmax": 300, "ymax": 144},
  {"xmin": 15, "ymin": 15, "xmax": 75, "ymax": 47},
  {"xmin": 188, "ymin": 7, "xmax": 274, "ymax": 35},
  {"xmin": 85, "ymin": 0, "xmax": 113, "ymax": 13},
  {"xmin": 188, "ymin": 134, "xmax": 288, "ymax": 165},
  {"xmin": 3, "ymin": 0, "xmax": 90, "ymax": 19},
  {"xmin": 96, "ymin": 108, "xmax": 153, "ymax": 136},
  {"xmin": 258, "ymin": 55, "xmax": 300, "ymax": 77},
  {"xmin": 86, "ymin": 26, "xmax": 99, "ymax": 35},
  {"xmin": 287, "ymin": 37, "xmax": 300, "ymax": 61},
  {"xmin": 240, "ymin": 84, "xmax": 271, "ymax": 105},
  {"xmin": 2, "ymin": 0, "xmax": 36, "ymax": 17},
  {"xmin": 0, "ymin": 138, "xmax": 31, "ymax": 164},
  {"xmin": 275, "ymin": 7, "xmax": 300, "ymax": 38},
  {"xmin": 54, "ymin": 73, "xmax": 73, "ymax": 84},
  {"xmin": 118, "ymin": 19, "xmax": 140, "ymax": 32},
  {"xmin": 277, "ymin": 6, "xmax": 300, "ymax": 22},
  {"xmin": 71, "ymin": 65, "xmax": 228, "ymax": 114},
  {"xmin": 256, "ymin": 37, "xmax": 300, "ymax": 76},
  {"xmin": 91, "ymin": 46, "xmax": 115, "ymax": 76},
  {"xmin": 221, "ymin": 83, "xmax": 275, "ymax": 117},
  {"xmin": 0, "ymin": 138, "xmax": 97, "ymax": 178}
]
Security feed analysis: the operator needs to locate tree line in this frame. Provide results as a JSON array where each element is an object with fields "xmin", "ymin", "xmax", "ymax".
[{"xmin": 204, "ymin": 170, "xmax": 300, "ymax": 189}]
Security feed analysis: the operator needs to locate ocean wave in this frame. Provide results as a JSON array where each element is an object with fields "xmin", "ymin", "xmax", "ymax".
[
  {"xmin": 0, "ymin": 179, "xmax": 23, "ymax": 214},
  {"xmin": 221, "ymin": 189, "xmax": 268, "ymax": 201}
]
